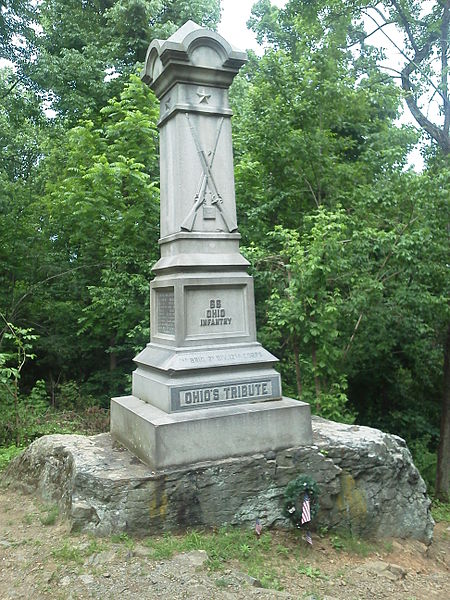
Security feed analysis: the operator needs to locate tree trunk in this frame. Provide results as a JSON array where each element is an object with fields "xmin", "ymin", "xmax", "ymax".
[
  {"xmin": 14, "ymin": 377, "xmax": 20, "ymax": 447},
  {"xmin": 436, "ymin": 322, "xmax": 450, "ymax": 501},
  {"xmin": 292, "ymin": 338, "xmax": 302, "ymax": 398},
  {"xmin": 109, "ymin": 336, "xmax": 117, "ymax": 371},
  {"xmin": 311, "ymin": 341, "xmax": 321, "ymax": 412}
]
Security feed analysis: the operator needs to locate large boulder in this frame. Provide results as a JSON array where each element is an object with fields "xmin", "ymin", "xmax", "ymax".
[{"xmin": 2, "ymin": 416, "xmax": 433, "ymax": 543}]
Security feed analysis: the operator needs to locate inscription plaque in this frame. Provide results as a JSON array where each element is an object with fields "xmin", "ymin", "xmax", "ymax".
[
  {"xmin": 170, "ymin": 375, "xmax": 281, "ymax": 411},
  {"xmin": 185, "ymin": 285, "xmax": 246, "ymax": 338},
  {"xmin": 157, "ymin": 289, "xmax": 175, "ymax": 335}
]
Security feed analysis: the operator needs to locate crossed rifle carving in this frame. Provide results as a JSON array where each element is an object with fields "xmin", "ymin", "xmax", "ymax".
[{"xmin": 181, "ymin": 113, "xmax": 238, "ymax": 232}]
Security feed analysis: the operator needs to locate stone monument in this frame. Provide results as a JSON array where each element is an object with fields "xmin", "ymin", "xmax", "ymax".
[
  {"xmin": 3, "ymin": 22, "xmax": 432, "ymax": 544},
  {"xmin": 110, "ymin": 21, "xmax": 312, "ymax": 469}
]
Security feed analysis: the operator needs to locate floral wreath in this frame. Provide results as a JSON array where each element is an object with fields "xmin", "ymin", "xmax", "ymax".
[{"xmin": 282, "ymin": 474, "xmax": 320, "ymax": 528}]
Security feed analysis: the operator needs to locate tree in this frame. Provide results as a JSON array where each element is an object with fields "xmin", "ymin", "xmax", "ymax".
[
  {"xmin": 0, "ymin": 0, "xmax": 34, "ymax": 63},
  {"xmin": 1, "ymin": 0, "xmax": 222, "ymax": 403},
  {"xmin": 21, "ymin": 0, "xmax": 221, "ymax": 122},
  {"xmin": 230, "ymin": 0, "xmax": 449, "ymax": 492},
  {"xmin": 359, "ymin": 0, "xmax": 449, "ymax": 155},
  {"xmin": 249, "ymin": 1, "xmax": 449, "ymax": 155},
  {"xmin": 32, "ymin": 74, "xmax": 161, "ymax": 399}
]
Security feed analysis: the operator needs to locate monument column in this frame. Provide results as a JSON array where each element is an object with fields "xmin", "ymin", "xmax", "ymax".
[{"xmin": 111, "ymin": 21, "xmax": 312, "ymax": 469}]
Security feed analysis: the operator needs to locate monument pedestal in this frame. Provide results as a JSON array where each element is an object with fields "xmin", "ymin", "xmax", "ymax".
[
  {"xmin": 111, "ymin": 21, "xmax": 312, "ymax": 468},
  {"xmin": 111, "ymin": 396, "xmax": 312, "ymax": 469}
]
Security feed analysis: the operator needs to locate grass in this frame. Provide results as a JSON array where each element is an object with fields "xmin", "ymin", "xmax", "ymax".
[
  {"xmin": 45, "ymin": 522, "xmax": 399, "ymax": 592},
  {"xmin": 51, "ymin": 537, "xmax": 108, "ymax": 565},
  {"xmin": 51, "ymin": 541, "xmax": 84, "ymax": 564},
  {"xmin": 111, "ymin": 532, "xmax": 134, "ymax": 549},
  {"xmin": 144, "ymin": 527, "xmax": 284, "ymax": 588},
  {"xmin": 145, "ymin": 527, "xmax": 271, "ymax": 565},
  {"xmin": 22, "ymin": 513, "xmax": 33, "ymax": 525},
  {"xmin": 330, "ymin": 532, "xmax": 375, "ymax": 556}
]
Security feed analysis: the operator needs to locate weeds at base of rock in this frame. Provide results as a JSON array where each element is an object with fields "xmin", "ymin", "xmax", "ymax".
[
  {"xmin": 111, "ymin": 531, "xmax": 134, "ymax": 550},
  {"xmin": 39, "ymin": 504, "xmax": 59, "ymax": 526},
  {"xmin": 22, "ymin": 513, "xmax": 33, "ymax": 525},
  {"xmin": 330, "ymin": 532, "xmax": 375, "ymax": 556},
  {"xmin": 51, "ymin": 538, "xmax": 108, "ymax": 565},
  {"xmin": 142, "ymin": 527, "xmax": 284, "ymax": 589}
]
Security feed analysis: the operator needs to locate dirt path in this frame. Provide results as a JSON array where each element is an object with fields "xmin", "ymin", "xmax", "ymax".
[{"xmin": 0, "ymin": 488, "xmax": 448, "ymax": 600}]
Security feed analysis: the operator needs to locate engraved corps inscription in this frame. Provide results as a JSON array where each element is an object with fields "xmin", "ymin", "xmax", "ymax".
[
  {"xmin": 200, "ymin": 298, "xmax": 232, "ymax": 327},
  {"xmin": 177, "ymin": 349, "xmax": 265, "ymax": 366},
  {"xmin": 180, "ymin": 380, "xmax": 273, "ymax": 408},
  {"xmin": 157, "ymin": 289, "xmax": 175, "ymax": 335}
]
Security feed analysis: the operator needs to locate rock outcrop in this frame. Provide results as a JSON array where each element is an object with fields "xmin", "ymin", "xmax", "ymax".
[{"xmin": 2, "ymin": 416, "xmax": 433, "ymax": 543}]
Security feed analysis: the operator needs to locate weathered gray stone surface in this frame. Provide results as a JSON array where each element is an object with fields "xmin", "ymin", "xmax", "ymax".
[
  {"xmin": 111, "ymin": 395, "xmax": 312, "ymax": 469},
  {"xmin": 2, "ymin": 416, "xmax": 433, "ymax": 543}
]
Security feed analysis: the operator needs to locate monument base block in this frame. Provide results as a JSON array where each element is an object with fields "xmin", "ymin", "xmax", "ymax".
[{"xmin": 111, "ymin": 395, "xmax": 312, "ymax": 469}]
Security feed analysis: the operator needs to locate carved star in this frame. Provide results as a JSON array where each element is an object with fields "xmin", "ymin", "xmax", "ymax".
[{"xmin": 196, "ymin": 88, "xmax": 211, "ymax": 104}]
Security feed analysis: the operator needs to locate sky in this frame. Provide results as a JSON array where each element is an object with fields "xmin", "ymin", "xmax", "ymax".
[{"xmin": 218, "ymin": 0, "xmax": 286, "ymax": 53}]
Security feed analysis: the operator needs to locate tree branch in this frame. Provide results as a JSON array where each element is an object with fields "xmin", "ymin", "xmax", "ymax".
[
  {"xmin": 389, "ymin": 0, "xmax": 419, "ymax": 53},
  {"xmin": 362, "ymin": 9, "xmax": 445, "ymax": 101},
  {"xmin": 378, "ymin": 64, "xmax": 403, "ymax": 77},
  {"xmin": 401, "ymin": 32, "xmax": 449, "ymax": 153},
  {"xmin": 441, "ymin": 1, "xmax": 450, "ymax": 137},
  {"xmin": 346, "ymin": 20, "xmax": 395, "ymax": 49},
  {"xmin": 302, "ymin": 175, "xmax": 320, "ymax": 208},
  {"xmin": 4, "ymin": 263, "xmax": 104, "ymax": 329},
  {"xmin": 1, "ymin": 78, "xmax": 21, "ymax": 100}
]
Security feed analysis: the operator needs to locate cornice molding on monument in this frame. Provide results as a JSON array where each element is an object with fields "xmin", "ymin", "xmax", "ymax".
[{"xmin": 141, "ymin": 20, "xmax": 247, "ymax": 97}]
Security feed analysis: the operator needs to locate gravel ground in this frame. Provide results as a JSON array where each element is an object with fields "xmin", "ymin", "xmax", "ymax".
[{"xmin": 0, "ymin": 488, "xmax": 448, "ymax": 600}]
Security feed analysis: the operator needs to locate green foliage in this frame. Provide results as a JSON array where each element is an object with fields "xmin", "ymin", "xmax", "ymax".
[
  {"xmin": 0, "ymin": 0, "xmax": 34, "ymax": 63},
  {"xmin": 1, "ymin": 74, "xmax": 163, "ymax": 404},
  {"xmin": 0, "ymin": 445, "xmax": 23, "ymax": 471},
  {"xmin": 431, "ymin": 500, "xmax": 450, "ymax": 523},
  {"xmin": 244, "ymin": 211, "xmax": 356, "ymax": 421},
  {"xmin": 0, "ymin": 321, "xmax": 108, "ymax": 452},
  {"xmin": 232, "ymin": 2, "xmax": 449, "ymax": 489},
  {"xmin": 0, "ymin": 319, "xmax": 39, "ymax": 446},
  {"xmin": 283, "ymin": 475, "xmax": 320, "ymax": 528},
  {"xmin": 297, "ymin": 564, "xmax": 325, "ymax": 579},
  {"xmin": 23, "ymin": 0, "xmax": 221, "ymax": 122},
  {"xmin": 51, "ymin": 542, "xmax": 84, "ymax": 564},
  {"xmin": 409, "ymin": 435, "xmax": 438, "ymax": 493}
]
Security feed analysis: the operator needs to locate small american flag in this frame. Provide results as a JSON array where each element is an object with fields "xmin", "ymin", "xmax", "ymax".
[
  {"xmin": 255, "ymin": 518, "xmax": 262, "ymax": 537},
  {"xmin": 304, "ymin": 530, "xmax": 313, "ymax": 545},
  {"xmin": 301, "ymin": 492, "xmax": 311, "ymax": 525}
]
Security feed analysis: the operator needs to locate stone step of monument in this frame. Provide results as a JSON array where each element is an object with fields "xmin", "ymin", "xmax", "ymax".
[{"xmin": 111, "ymin": 395, "xmax": 312, "ymax": 469}]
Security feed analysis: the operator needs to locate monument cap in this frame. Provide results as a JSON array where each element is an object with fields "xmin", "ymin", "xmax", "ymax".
[{"xmin": 141, "ymin": 20, "xmax": 248, "ymax": 97}]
